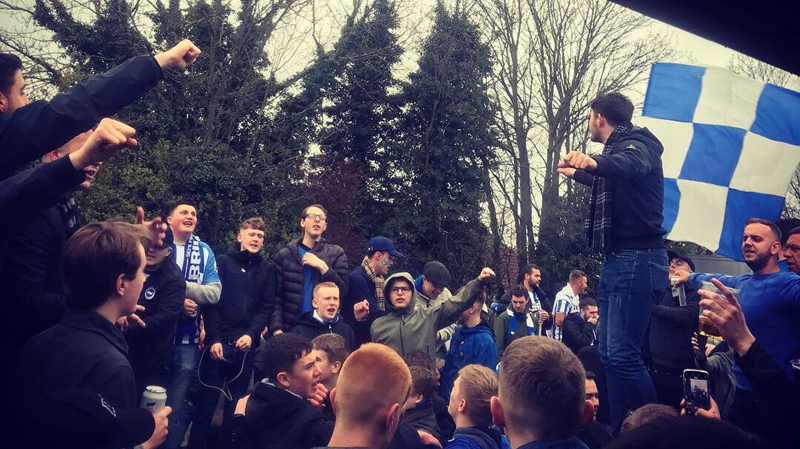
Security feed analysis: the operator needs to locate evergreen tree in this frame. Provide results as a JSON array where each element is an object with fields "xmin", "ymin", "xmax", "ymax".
[{"xmin": 393, "ymin": 2, "xmax": 498, "ymax": 285}]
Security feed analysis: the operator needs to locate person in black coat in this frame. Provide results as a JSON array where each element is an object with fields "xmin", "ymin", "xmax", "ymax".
[
  {"xmin": 290, "ymin": 282, "xmax": 356, "ymax": 350},
  {"xmin": 125, "ymin": 227, "xmax": 185, "ymax": 396},
  {"xmin": 189, "ymin": 217, "xmax": 276, "ymax": 449},
  {"xmin": 10, "ymin": 221, "xmax": 170, "ymax": 449},
  {"xmin": 648, "ymin": 251, "xmax": 700, "ymax": 408},
  {"xmin": 270, "ymin": 204, "xmax": 349, "ymax": 334},
  {"xmin": 563, "ymin": 296, "xmax": 599, "ymax": 354}
]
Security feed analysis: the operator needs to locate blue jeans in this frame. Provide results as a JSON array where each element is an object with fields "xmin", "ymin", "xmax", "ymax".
[
  {"xmin": 163, "ymin": 344, "xmax": 199, "ymax": 449},
  {"xmin": 187, "ymin": 345, "xmax": 254, "ymax": 449},
  {"xmin": 597, "ymin": 249, "xmax": 669, "ymax": 432}
]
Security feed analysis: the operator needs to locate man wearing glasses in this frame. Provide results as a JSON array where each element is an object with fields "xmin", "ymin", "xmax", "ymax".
[
  {"xmin": 370, "ymin": 267, "xmax": 495, "ymax": 361},
  {"xmin": 271, "ymin": 204, "xmax": 349, "ymax": 336}
]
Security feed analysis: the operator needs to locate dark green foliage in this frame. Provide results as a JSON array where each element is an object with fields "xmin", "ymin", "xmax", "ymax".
[{"xmin": 390, "ymin": 4, "xmax": 498, "ymax": 286}]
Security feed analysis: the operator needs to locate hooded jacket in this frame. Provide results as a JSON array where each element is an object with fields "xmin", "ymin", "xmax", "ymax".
[
  {"xmin": 206, "ymin": 249, "xmax": 275, "ymax": 348},
  {"xmin": 271, "ymin": 238, "xmax": 349, "ymax": 332},
  {"xmin": 289, "ymin": 311, "xmax": 356, "ymax": 350},
  {"xmin": 440, "ymin": 324, "xmax": 498, "ymax": 401},
  {"xmin": 243, "ymin": 380, "xmax": 334, "ymax": 449},
  {"xmin": 447, "ymin": 426, "xmax": 505, "ymax": 449},
  {"xmin": 370, "ymin": 272, "xmax": 485, "ymax": 360},
  {"xmin": 574, "ymin": 126, "xmax": 666, "ymax": 251}
]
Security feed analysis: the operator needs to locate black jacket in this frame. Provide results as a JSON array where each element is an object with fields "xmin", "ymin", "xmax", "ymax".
[
  {"xmin": 3, "ymin": 199, "xmax": 75, "ymax": 358},
  {"xmin": 562, "ymin": 313, "xmax": 597, "ymax": 354},
  {"xmin": 244, "ymin": 380, "xmax": 334, "ymax": 449},
  {"xmin": 648, "ymin": 283, "xmax": 700, "ymax": 369},
  {"xmin": 12, "ymin": 311, "xmax": 137, "ymax": 409},
  {"xmin": 403, "ymin": 400, "xmax": 443, "ymax": 446},
  {"xmin": 574, "ymin": 126, "xmax": 666, "ymax": 251},
  {"xmin": 271, "ymin": 238, "xmax": 349, "ymax": 332},
  {"xmin": 289, "ymin": 311, "xmax": 356, "ymax": 350},
  {"xmin": 206, "ymin": 250, "xmax": 276, "ymax": 347},
  {"xmin": 125, "ymin": 258, "xmax": 185, "ymax": 378}
]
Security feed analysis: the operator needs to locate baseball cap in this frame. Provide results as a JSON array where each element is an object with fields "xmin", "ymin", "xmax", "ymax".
[
  {"xmin": 667, "ymin": 250, "xmax": 696, "ymax": 272},
  {"xmin": 423, "ymin": 261, "xmax": 451, "ymax": 288},
  {"xmin": 367, "ymin": 236, "xmax": 404, "ymax": 259},
  {"xmin": 21, "ymin": 387, "xmax": 155, "ymax": 449}
]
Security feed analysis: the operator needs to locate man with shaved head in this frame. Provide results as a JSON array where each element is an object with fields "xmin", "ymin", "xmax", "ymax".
[{"xmin": 324, "ymin": 343, "xmax": 412, "ymax": 449}]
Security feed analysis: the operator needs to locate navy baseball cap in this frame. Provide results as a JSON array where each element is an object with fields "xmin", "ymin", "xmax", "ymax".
[{"xmin": 367, "ymin": 236, "xmax": 404, "ymax": 259}]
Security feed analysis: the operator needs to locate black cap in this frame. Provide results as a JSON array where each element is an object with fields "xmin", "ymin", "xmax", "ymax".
[
  {"xmin": 423, "ymin": 261, "xmax": 451, "ymax": 288},
  {"xmin": 21, "ymin": 387, "xmax": 155, "ymax": 449},
  {"xmin": 667, "ymin": 250, "xmax": 695, "ymax": 272}
]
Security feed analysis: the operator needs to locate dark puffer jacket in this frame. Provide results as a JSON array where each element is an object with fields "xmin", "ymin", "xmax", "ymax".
[{"xmin": 270, "ymin": 238, "xmax": 349, "ymax": 332}]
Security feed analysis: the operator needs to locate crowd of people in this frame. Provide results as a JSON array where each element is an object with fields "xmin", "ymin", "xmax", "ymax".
[{"xmin": 1, "ymin": 40, "xmax": 797, "ymax": 449}]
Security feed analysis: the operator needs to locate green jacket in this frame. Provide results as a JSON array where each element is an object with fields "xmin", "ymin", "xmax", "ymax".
[{"xmin": 370, "ymin": 272, "xmax": 485, "ymax": 360}]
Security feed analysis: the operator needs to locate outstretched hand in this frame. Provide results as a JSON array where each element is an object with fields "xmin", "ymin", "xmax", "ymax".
[
  {"xmin": 558, "ymin": 151, "xmax": 597, "ymax": 171},
  {"xmin": 478, "ymin": 267, "xmax": 496, "ymax": 281},
  {"xmin": 354, "ymin": 300, "xmax": 370, "ymax": 321},
  {"xmin": 136, "ymin": 206, "xmax": 167, "ymax": 248}
]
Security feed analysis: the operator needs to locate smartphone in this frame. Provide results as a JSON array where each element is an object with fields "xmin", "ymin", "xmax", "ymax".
[{"xmin": 683, "ymin": 369, "xmax": 710, "ymax": 413}]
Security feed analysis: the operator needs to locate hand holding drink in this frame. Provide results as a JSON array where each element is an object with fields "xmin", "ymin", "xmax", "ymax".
[
  {"xmin": 697, "ymin": 279, "xmax": 755, "ymax": 356},
  {"xmin": 697, "ymin": 281, "xmax": 739, "ymax": 340}
]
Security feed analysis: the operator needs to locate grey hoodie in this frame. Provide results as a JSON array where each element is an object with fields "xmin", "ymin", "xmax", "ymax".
[{"xmin": 370, "ymin": 272, "xmax": 485, "ymax": 359}]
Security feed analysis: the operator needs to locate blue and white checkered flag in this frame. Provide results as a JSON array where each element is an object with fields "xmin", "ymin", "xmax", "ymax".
[{"xmin": 639, "ymin": 63, "xmax": 800, "ymax": 260}]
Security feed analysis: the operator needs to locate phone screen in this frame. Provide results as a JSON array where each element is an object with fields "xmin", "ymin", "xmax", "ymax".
[{"xmin": 684, "ymin": 370, "xmax": 710, "ymax": 411}]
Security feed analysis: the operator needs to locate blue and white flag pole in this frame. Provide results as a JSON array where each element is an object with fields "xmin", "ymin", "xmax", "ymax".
[{"xmin": 639, "ymin": 63, "xmax": 800, "ymax": 260}]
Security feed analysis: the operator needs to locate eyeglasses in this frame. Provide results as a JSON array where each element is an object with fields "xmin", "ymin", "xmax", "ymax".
[
  {"xmin": 304, "ymin": 213, "xmax": 327, "ymax": 222},
  {"xmin": 390, "ymin": 286, "xmax": 411, "ymax": 294}
]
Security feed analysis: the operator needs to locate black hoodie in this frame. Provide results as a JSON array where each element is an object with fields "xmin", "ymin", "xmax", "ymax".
[
  {"xmin": 244, "ymin": 380, "xmax": 334, "ymax": 449},
  {"xmin": 205, "ymin": 249, "xmax": 275, "ymax": 347},
  {"xmin": 289, "ymin": 311, "xmax": 356, "ymax": 350}
]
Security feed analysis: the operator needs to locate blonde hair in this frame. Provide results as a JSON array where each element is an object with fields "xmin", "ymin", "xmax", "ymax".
[
  {"xmin": 457, "ymin": 364, "xmax": 497, "ymax": 426},
  {"xmin": 335, "ymin": 343, "xmax": 411, "ymax": 425}
]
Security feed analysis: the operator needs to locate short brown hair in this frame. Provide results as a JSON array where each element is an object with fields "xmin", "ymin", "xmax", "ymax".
[
  {"xmin": 509, "ymin": 284, "xmax": 527, "ymax": 299},
  {"xmin": 301, "ymin": 204, "xmax": 327, "ymax": 218},
  {"xmin": 499, "ymin": 336, "xmax": 585, "ymax": 439},
  {"xmin": 240, "ymin": 216, "xmax": 266, "ymax": 231},
  {"xmin": 620, "ymin": 403, "xmax": 679, "ymax": 434},
  {"xmin": 335, "ymin": 343, "xmax": 411, "ymax": 426},
  {"xmin": 63, "ymin": 222, "xmax": 151, "ymax": 311},
  {"xmin": 745, "ymin": 218, "xmax": 782, "ymax": 243},
  {"xmin": 409, "ymin": 365, "xmax": 437, "ymax": 399},
  {"xmin": 569, "ymin": 270, "xmax": 587, "ymax": 284},
  {"xmin": 312, "ymin": 333, "xmax": 349, "ymax": 364},
  {"xmin": 457, "ymin": 365, "xmax": 497, "ymax": 427}
]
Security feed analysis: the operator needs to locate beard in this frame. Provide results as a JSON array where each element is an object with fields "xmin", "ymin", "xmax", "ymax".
[{"xmin": 744, "ymin": 250, "xmax": 773, "ymax": 272}]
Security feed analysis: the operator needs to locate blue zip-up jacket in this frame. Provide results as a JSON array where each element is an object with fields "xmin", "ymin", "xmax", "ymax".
[{"xmin": 440, "ymin": 323, "xmax": 498, "ymax": 400}]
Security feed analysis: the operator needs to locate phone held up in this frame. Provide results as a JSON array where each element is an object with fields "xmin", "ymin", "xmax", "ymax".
[{"xmin": 683, "ymin": 369, "xmax": 710, "ymax": 415}]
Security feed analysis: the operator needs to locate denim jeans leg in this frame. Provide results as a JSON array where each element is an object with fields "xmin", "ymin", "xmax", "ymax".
[
  {"xmin": 164, "ymin": 344, "xmax": 199, "ymax": 449},
  {"xmin": 598, "ymin": 249, "xmax": 668, "ymax": 432}
]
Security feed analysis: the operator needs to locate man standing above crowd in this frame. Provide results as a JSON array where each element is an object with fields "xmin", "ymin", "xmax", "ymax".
[
  {"xmin": 125, "ymin": 226, "xmax": 185, "ymax": 397},
  {"xmin": 558, "ymin": 92, "xmax": 668, "ymax": 430},
  {"xmin": 344, "ymin": 236, "xmax": 403, "ymax": 344},
  {"xmin": 271, "ymin": 204, "xmax": 349, "ymax": 335},
  {"xmin": 371, "ymin": 267, "xmax": 495, "ymax": 360},
  {"xmin": 189, "ymin": 217, "xmax": 275, "ymax": 449},
  {"xmin": 552, "ymin": 270, "xmax": 587, "ymax": 342},
  {"xmin": 163, "ymin": 201, "xmax": 222, "ymax": 449},
  {"xmin": 648, "ymin": 251, "xmax": 700, "ymax": 408}
]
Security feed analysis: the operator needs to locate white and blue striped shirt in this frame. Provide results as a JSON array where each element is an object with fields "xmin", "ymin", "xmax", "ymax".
[{"xmin": 551, "ymin": 283, "xmax": 579, "ymax": 341}]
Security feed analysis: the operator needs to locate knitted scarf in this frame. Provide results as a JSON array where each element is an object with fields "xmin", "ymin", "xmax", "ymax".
[
  {"xmin": 362, "ymin": 256, "xmax": 385, "ymax": 311},
  {"xmin": 585, "ymin": 122, "xmax": 634, "ymax": 253}
]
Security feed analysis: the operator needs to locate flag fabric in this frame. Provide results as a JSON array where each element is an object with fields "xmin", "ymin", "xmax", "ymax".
[{"xmin": 640, "ymin": 63, "xmax": 800, "ymax": 260}]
